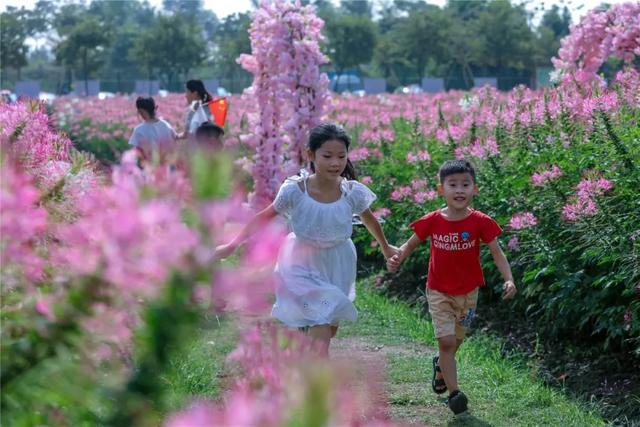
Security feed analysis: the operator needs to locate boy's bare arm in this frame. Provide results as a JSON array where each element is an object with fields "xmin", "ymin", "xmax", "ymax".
[
  {"xmin": 399, "ymin": 234, "xmax": 421, "ymax": 262},
  {"xmin": 487, "ymin": 238, "xmax": 517, "ymax": 299}
]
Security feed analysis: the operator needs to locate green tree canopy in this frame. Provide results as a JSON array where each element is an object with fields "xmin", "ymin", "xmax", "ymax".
[
  {"xmin": 474, "ymin": 1, "xmax": 535, "ymax": 70},
  {"xmin": 54, "ymin": 13, "xmax": 109, "ymax": 94},
  {"xmin": 324, "ymin": 14, "xmax": 377, "ymax": 76},
  {"xmin": 130, "ymin": 14, "xmax": 206, "ymax": 91}
]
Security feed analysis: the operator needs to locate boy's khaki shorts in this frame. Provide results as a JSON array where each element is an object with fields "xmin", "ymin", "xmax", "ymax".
[{"xmin": 427, "ymin": 288, "xmax": 479, "ymax": 340}]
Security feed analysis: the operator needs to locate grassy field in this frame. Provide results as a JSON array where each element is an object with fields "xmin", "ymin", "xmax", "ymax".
[
  {"xmin": 166, "ymin": 278, "xmax": 606, "ymax": 426},
  {"xmin": 339, "ymin": 279, "xmax": 606, "ymax": 426}
]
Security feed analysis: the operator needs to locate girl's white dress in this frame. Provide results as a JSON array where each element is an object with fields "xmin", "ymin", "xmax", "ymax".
[{"xmin": 272, "ymin": 171, "xmax": 376, "ymax": 327}]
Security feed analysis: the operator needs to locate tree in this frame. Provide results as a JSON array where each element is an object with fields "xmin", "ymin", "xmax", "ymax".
[
  {"xmin": 212, "ymin": 13, "xmax": 252, "ymax": 93},
  {"xmin": 540, "ymin": 5, "xmax": 571, "ymax": 38},
  {"xmin": 340, "ymin": 0, "xmax": 372, "ymax": 18},
  {"xmin": 395, "ymin": 7, "xmax": 448, "ymax": 81},
  {"xmin": 55, "ymin": 14, "xmax": 109, "ymax": 95},
  {"xmin": 475, "ymin": 1, "xmax": 535, "ymax": 70},
  {"xmin": 0, "ymin": 4, "xmax": 49, "ymax": 81},
  {"xmin": 162, "ymin": 0, "xmax": 219, "ymax": 40},
  {"xmin": 373, "ymin": 32, "xmax": 410, "ymax": 88},
  {"xmin": 446, "ymin": 0, "xmax": 488, "ymax": 21},
  {"xmin": 441, "ymin": 16, "xmax": 484, "ymax": 89},
  {"xmin": 534, "ymin": 5, "xmax": 572, "ymax": 65},
  {"xmin": 324, "ymin": 14, "xmax": 376, "ymax": 86},
  {"xmin": 0, "ymin": 8, "xmax": 30, "ymax": 81},
  {"xmin": 130, "ymin": 14, "xmax": 206, "ymax": 91}
]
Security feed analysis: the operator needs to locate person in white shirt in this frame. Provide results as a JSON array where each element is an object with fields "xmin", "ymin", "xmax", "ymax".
[
  {"xmin": 180, "ymin": 79, "xmax": 214, "ymax": 141},
  {"xmin": 129, "ymin": 96, "xmax": 177, "ymax": 162}
]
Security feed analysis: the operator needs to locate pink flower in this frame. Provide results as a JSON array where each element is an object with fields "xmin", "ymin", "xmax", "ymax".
[
  {"xmin": 531, "ymin": 165, "xmax": 563, "ymax": 187},
  {"xmin": 562, "ymin": 177, "xmax": 614, "ymax": 221},
  {"xmin": 0, "ymin": 158, "xmax": 47, "ymax": 285},
  {"xmin": 413, "ymin": 190, "xmax": 438, "ymax": 204},
  {"xmin": 389, "ymin": 185, "xmax": 412, "ymax": 201},
  {"xmin": 507, "ymin": 236, "xmax": 520, "ymax": 251},
  {"xmin": 238, "ymin": 1, "xmax": 330, "ymax": 208},
  {"xmin": 552, "ymin": 3, "xmax": 640, "ymax": 83},
  {"xmin": 372, "ymin": 208, "xmax": 391, "ymax": 219},
  {"xmin": 35, "ymin": 298, "xmax": 55, "ymax": 321},
  {"xmin": 411, "ymin": 179, "xmax": 427, "ymax": 190},
  {"xmin": 508, "ymin": 212, "xmax": 538, "ymax": 230},
  {"xmin": 361, "ymin": 176, "xmax": 373, "ymax": 185}
]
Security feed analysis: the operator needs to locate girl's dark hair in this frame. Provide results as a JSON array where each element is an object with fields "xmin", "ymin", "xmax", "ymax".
[
  {"xmin": 439, "ymin": 159, "xmax": 476, "ymax": 183},
  {"xmin": 186, "ymin": 79, "xmax": 212, "ymax": 103},
  {"xmin": 308, "ymin": 122, "xmax": 357, "ymax": 180},
  {"xmin": 135, "ymin": 96, "xmax": 156, "ymax": 118}
]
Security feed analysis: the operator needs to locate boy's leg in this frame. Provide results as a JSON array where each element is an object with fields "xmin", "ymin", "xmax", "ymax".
[{"xmin": 437, "ymin": 334, "xmax": 460, "ymax": 392}]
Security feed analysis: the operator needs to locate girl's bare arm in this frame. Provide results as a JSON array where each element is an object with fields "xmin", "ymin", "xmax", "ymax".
[
  {"xmin": 215, "ymin": 204, "xmax": 279, "ymax": 258},
  {"xmin": 359, "ymin": 209, "xmax": 398, "ymax": 259}
]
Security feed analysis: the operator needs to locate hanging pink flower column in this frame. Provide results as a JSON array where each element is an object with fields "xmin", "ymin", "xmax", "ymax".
[
  {"xmin": 552, "ymin": 2, "xmax": 640, "ymax": 84},
  {"xmin": 238, "ymin": 0, "xmax": 330, "ymax": 209},
  {"xmin": 280, "ymin": 3, "xmax": 330, "ymax": 172}
]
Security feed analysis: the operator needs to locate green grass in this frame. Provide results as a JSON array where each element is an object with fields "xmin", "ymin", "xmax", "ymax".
[
  {"xmin": 162, "ymin": 314, "xmax": 238, "ymax": 412},
  {"xmin": 340, "ymin": 279, "xmax": 606, "ymax": 427}
]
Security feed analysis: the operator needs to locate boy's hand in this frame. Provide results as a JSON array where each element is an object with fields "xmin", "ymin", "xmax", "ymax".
[
  {"xmin": 386, "ymin": 254, "xmax": 402, "ymax": 272},
  {"xmin": 502, "ymin": 280, "xmax": 517, "ymax": 300}
]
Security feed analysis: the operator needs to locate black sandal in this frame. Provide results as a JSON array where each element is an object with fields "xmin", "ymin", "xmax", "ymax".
[{"xmin": 432, "ymin": 356, "xmax": 447, "ymax": 394}]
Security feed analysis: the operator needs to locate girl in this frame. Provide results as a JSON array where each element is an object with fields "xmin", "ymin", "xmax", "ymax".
[
  {"xmin": 216, "ymin": 123, "xmax": 398, "ymax": 356},
  {"xmin": 128, "ymin": 96, "xmax": 177, "ymax": 162},
  {"xmin": 180, "ymin": 79, "xmax": 213, "ymax": 140}
]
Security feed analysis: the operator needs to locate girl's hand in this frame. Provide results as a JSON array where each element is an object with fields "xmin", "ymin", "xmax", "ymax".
[
  {"xmin": 386, "ymin": 254, "xmax": 401, "ymax": 272},
  {"xmin": 502, "ymin": 280, "xmax": 517, "ymax": 300},
  {"xmin": 381, "ymin": 244, "xmax": 400, "ymax": 260},
  {"xmin": 214, "ymin": 243, "xmax": 235, "ymax": 259}
]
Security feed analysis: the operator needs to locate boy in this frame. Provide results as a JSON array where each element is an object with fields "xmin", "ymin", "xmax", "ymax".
[
  {"xmin": 387, "ymin": 159, "xmax": 516, "ymax": 414},
  {"xmin": 195, "ymin": 121, "xmax": 225, "ymax": 149}
]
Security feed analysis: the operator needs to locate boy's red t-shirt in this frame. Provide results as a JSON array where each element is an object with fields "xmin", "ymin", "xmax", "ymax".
[{"xmin": 410, "ymin": 209, "xmax": 502, "ymax": 296}]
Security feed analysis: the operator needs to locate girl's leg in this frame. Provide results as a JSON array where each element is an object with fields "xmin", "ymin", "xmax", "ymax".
[
  {"xmin": 309, "ymin": 324, "xmax": 333, "ymax": 357},
  {"xmin": 330, "ymin": 325, "xmax": 339, "ymax": 338},
  {"xmin": 437, "ymin": 335, "xmax": 459, "ymax": 392}
]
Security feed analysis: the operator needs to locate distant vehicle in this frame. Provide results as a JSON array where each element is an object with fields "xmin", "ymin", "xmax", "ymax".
[
  {"xmin": 158, "ymin": 89, "xmax": 169, "ymax": 98},
  {"xmin": 98, "ymin": 91, "xmax": 115, "ymax": 100},
  {"xmin": 216, "ymin": 87, "xmax": 229, "ymax": 97},
  {"xmin": 39, "ymin": 92, "xmax": 57, "ymax": 102},
  {"xmin": 1, "ymin": 90, "xmax": 16, "ymax": 103},
  {"xmin": 329, "ymin": 74, "xmax": 363, "ymax": 93},
  {"xmin": 393, "ymin": 84, "xmax": 423, "ymax": 94}
]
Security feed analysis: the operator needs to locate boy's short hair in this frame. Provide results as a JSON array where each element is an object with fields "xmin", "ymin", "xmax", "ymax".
[
  {"xmin": 195, "ymin": 121, "xmax": 225, "ymax": 140},
  {"xmin": 439, "ymin": 159, "xmax": 476, "ymax": 183}
]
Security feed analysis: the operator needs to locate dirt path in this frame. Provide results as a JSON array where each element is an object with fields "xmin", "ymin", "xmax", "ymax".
[{"xmin": 331, "ymin": 335, "xmax": 445, "ymax": 426}]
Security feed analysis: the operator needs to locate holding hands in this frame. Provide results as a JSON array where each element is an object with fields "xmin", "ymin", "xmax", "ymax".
[
  {"xmin": 381, "ymin": 244, "xmax": 401, "ymax": 261},
  {"xmin": 386, "ymin": 252, "xmax": 402, "ymax": 272}
]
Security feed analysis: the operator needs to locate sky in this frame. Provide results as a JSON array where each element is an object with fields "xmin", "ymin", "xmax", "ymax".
[{"xmin": 2, "ymin": 0, "xmax": 627, "ymax": 22}]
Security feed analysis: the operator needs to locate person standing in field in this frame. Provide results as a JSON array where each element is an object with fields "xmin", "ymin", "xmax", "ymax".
[
  {"xmin": 215, "ymin": 123, "xmax": 399, "ymax": 357},
  {"xmin": 179, "ymin": 79, "xmax": 213, "ymax": 141},
  {"xmin": 128, "ymin": 96, "xmax": 177, "ymax": 163},
  {"xmin": 387, "ymin": 159, "xmax": 517, "ymax": 415}
]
